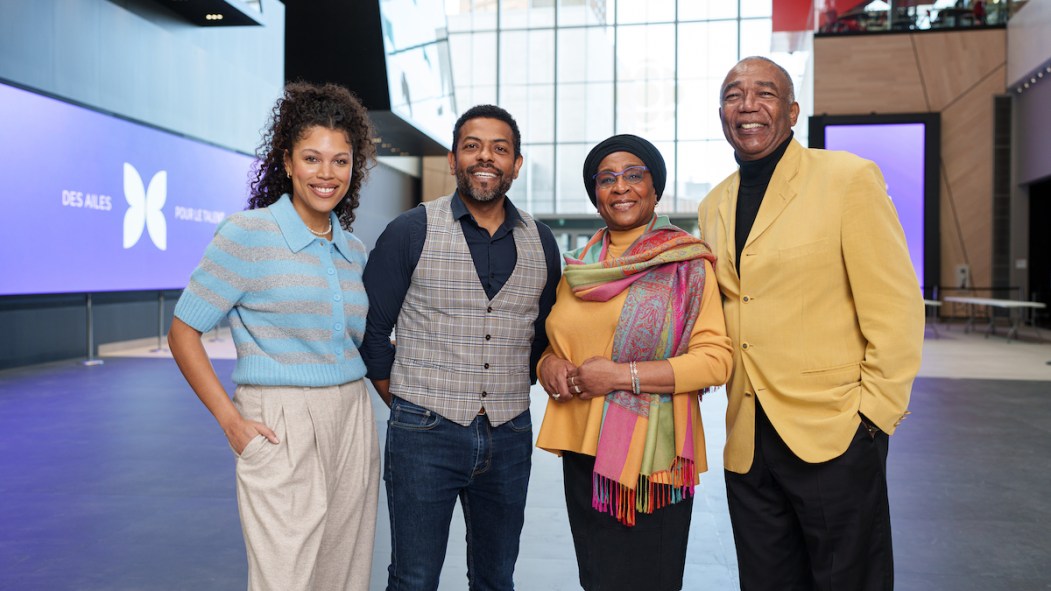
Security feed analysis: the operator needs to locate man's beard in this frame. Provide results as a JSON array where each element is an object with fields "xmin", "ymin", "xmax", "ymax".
[{"xmin": 455, "ymin": 165, "xmax": 513, "ymax": 204}]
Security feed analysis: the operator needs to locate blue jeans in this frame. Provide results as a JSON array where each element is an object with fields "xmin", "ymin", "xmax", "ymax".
[{"xmin": 384, "ymin": 396, "xmax": 533, "ymax": 591}]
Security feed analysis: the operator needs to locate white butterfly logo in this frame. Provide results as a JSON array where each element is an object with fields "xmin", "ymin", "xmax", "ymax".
[{"xmin": 123, "ymin": 163, "xmax": 167, "ymax": 250}]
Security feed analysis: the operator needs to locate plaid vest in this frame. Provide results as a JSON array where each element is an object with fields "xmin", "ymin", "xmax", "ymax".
[{"xmin": 390, "ymin": 195, "xmax": 547, "ymax": 426}]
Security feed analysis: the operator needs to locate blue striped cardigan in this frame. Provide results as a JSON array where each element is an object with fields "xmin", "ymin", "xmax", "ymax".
[{"xmin": 174, "ymin": 195, "xmax": 368, "ymax": 386}]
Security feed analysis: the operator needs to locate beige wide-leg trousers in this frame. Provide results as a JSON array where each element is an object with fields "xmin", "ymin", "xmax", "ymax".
[{"xmin": 232, "ymin": 380, "xmax": 380, "ymax": 591}]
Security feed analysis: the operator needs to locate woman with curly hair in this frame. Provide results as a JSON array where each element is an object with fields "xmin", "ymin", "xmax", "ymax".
[{"xmin": 168, "ymin": 82, "xmax": 379, "ymax": 591}]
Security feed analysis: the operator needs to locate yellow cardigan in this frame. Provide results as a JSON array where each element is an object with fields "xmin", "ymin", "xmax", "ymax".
[{"xmin": 535, "ymin": 224, "xmax": 733, "ymax": 467}]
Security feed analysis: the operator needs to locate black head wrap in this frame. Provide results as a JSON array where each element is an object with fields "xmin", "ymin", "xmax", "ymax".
[{"xmin": 582, "ymin": 134, "xmax": 667, "ymax": 206}]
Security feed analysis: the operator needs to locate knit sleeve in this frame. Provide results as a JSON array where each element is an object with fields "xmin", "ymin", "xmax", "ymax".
[{"xmin": 173, "ymin": 215, "xmax": 252, "ymax": 333}]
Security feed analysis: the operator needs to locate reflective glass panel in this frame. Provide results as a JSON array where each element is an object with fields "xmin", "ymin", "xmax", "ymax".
[
  {"xmin": 502, "ymin": 29, "xmax": 556, "ymax": 85},
  {"xmin": 615, "ymin": 79, "xmax": 675, "ymax": 140},
  {"xmin": 445, "ymin": 0, "xmax": 498, "ymax": 32},
  {"xmin": 676, "ymin": 140, "xmax": 739, "ymax": 208},
  {"xmin": 502, "ymin": 0, "xmax": 555, "ymax": 29},
  {"xmin": 557, "ymin": 27, "xmax": 615, "ymax": 83},
  {"xmin": 557, "ymin": 82, "xmax": 615, "ymax": 143},
  {"xmin": 677, "ymin": 21, "xmax": 740, "ymax": 83},
  {"xmin": 739, "ymin": 18, "xmax": 773, "ymax": 57},
  {"xmin": 678, "ymin": 0, "xmax": 737, "ymax": 21},
  {"xmin": 616, "ymin": 0, "xmax": 674, "ymax": 24},
  {"xmin": 741, "ymin": 0, "xmax": 772, "ymax": 18},
  {"xmin": 558, "ymin": 0, "xmax": 614, "ymax": 26},
  {"xmin": 514, "ymin": 143, "xmax": 555, "ymax": 213},
  {"xmin": 556, "ymin": 142, "xmax": 595, "ymax": 213},
  {"xmin": 499, "ymin": 83, "xmax": 555, "ymax": 144}
]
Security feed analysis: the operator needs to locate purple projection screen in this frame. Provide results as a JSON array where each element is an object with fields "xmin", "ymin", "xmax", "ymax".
[
  {"xmin": 826, "ymin": 123, "xmax": 925, "ymax": 284},
  {"xmin": 809, "ymin": 114, "xmax": 940, "ymax": 294},
  {"xmin": 0, "ymin": 81, "xmax": 255, "ymax": 296}
]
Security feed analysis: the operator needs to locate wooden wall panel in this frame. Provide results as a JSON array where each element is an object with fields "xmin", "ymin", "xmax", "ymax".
[
  {"xmin": 913, "ymin": 30, "xmax": 1007, "ymax": 110},
  {"xmin": 422, "ymin": 155, "xmax": 456, "ymax": 202},
  {"xmin": 814, "ymin": 35, "xmax": 928, "ymax": 114},
  {"xmin": 939, "ymin": 65, "xmax": 1006, "ymax": 290},
  {"xmin": 815, "ymin": 29, "xmax": 1006, "ymax": 296}
]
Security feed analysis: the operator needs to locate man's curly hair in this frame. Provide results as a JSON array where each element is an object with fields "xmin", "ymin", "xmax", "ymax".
[{"xmin": 248, "ymin": 82, "xmax": 376, "ymax": 231}]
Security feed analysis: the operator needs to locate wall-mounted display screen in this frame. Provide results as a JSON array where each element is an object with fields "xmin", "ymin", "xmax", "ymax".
[
  {"xmin": 809, "ymin": 114, "xmax": 940, "ymax": 295},
  {"xmin": 379, "ymin": 0, "xmax": 457, "ymax": 148},
  {"xmin": 0, "ymin": 81, "xmax": 255, "ymax": 296}
]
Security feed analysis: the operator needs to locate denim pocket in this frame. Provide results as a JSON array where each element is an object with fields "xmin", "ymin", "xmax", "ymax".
[
  {"xmin": 389, "ymin": 398, "xmax": 441, "ymax": 431},
  {"xmin": 506, "ymin": 409, "xmax": 532, "ymax": 433}
]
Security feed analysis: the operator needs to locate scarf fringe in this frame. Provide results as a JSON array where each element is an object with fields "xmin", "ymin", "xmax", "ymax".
[{"xmin": 592, "ymin": 458, "xmax": 696, "ymax": 527}]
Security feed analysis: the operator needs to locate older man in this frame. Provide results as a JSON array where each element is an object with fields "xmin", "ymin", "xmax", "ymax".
[{"xmin": 697, "ymin": 57, "xmax": 924, "ymax": 590}]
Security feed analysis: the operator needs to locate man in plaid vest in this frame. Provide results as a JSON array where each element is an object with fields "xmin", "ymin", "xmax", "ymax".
[{"xmin": 362, "ymin": 104, "xmax": 561, "ymax": 590}]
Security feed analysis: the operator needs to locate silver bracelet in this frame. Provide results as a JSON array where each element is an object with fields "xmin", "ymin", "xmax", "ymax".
[{"xmin": 629, "ymin": 361, "xmax": 641, "ymax": 395}]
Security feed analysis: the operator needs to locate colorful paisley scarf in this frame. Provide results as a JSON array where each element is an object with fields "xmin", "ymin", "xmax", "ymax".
[{"xmin": 563, "ymin": 215, "xmax": 715, "ymax": 526}]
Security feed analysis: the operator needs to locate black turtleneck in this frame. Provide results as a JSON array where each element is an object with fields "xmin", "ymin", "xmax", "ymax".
[{"xmin": 734, "ymin": 133, "xmax": 793, "ymax": 275}]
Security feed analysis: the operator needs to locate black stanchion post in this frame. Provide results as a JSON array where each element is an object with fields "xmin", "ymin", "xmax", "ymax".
[
  {"xmin": 151, "ymin": 291, "xmax": 167, "ymax": 353},
  {"xmin": 82, "ymin": 293, "xmax": 104, "ymax": 367}
]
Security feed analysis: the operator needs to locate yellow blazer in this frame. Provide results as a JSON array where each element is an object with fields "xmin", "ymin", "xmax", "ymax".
[{"xmin": 697, "ymin": 139, "xmax": 924, "ymax": 473}]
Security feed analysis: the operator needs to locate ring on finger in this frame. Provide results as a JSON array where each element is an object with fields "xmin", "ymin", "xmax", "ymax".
[
  {"xmin": 573, "ymin": 385, "xmax": 582, "ymax": 394},
  {"xmin": 552, "ymin": 392, "xmax": 561, "ymax": 400},
  {"xmin": 569, "ymin": 376, "xmax": 576, "ymax": 386}
]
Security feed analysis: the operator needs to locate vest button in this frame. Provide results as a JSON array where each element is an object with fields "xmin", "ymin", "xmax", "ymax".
[
  {"xmin": 481, "ymin": 391, "xmax": 488, "ymax": 397},
  {"xmin": 487, "ymin": 306, "xmax": 493, "ymax": 313},
  {"xmin": 484, "ymin": 363, "xmax": 490, "ymax": 369},
  {"xmin": 485, "ymin": 334, "xmax": 491, "ymax": 340}
]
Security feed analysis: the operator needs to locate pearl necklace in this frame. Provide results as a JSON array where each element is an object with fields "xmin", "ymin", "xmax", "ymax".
[{"xmin": 307, "ymin": 220, "xmax": 332, "ymax": 237}]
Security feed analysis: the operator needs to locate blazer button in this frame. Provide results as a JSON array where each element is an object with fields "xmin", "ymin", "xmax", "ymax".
[
  {"xmin": 743, "ymin": 296, "xmax": 750, "ymax": 302},
  {"xmin": 742, "ymin": 342, "xmax": 749, "ymax": 350}
]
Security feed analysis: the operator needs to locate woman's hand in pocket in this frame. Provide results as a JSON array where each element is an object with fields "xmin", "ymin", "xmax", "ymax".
[{"xmin": 223, "ymin": 416, "xmax": 279, "ymax": 455}]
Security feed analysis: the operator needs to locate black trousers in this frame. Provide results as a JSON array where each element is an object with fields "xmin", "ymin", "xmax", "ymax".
[
  {"xmin": 562, "ymin": 451, "xmax": 694, "ymax": 591},
  {"xmin": 725, "ymin": 402, "xmax": 893, "ymax": 591}
]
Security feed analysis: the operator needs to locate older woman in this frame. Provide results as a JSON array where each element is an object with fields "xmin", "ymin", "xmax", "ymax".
[
  {"xmin": 536, "ymin": 134, "xmax": 733, "ymax": 591},
  {"xmin": 168, "ymin": 82, "xmax": 378, "ymax": 591}
]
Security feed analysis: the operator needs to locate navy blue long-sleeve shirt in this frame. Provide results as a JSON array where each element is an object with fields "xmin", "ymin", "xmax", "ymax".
[{"xmin": 360, "ymin": 193, "xmax": 562, "ymax": 384}]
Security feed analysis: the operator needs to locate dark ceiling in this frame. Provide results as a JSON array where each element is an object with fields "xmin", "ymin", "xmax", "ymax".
[
  {"xmin": 284, "ymin": 0, "xmax": 448, "ymax": 157},
  {"xmin": 145, "ymin": 0, "xmax": 265, "ymax": 26},
  {"xmin": 141, "ymin": 0, "xmax": 443, "ymax": 156}
]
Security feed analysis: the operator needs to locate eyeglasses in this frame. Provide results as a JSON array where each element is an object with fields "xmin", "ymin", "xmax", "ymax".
[{"xmin": 594, "ymin": 166, "xmax": 649, "ymax": 189}]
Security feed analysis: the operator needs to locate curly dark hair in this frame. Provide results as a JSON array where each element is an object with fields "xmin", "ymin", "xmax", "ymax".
[
  {"xmin": 248, "ymin": 82, "xmax": 376, "ymax": 231},
  {"xmin": 451, "ymin": 104, "xmax": 522, "ymax": 159}
]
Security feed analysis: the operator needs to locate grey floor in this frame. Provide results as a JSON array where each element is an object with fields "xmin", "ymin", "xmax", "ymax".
[{"xmin": 1, "ymin": 326, "xmax": 1050, "ymax": 590}]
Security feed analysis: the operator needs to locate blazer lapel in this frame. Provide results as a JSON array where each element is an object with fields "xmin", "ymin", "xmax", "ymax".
[
  {"xmin": 717, "ymin": 173, "xmax": 739, "ymax": 274},
  {"xmin": 743, "ymin": 140, "xmax": 802, "ymax": 251}
]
